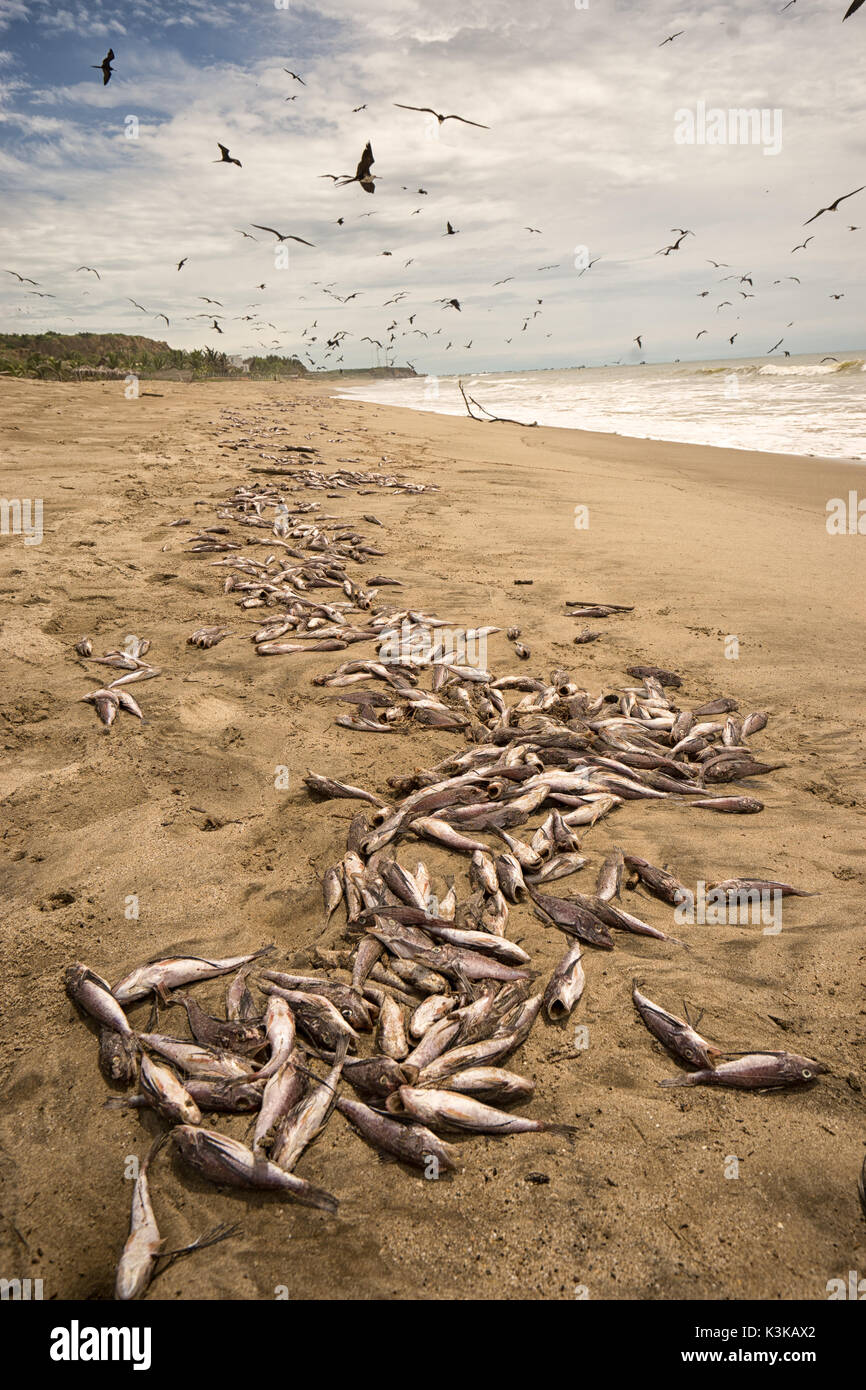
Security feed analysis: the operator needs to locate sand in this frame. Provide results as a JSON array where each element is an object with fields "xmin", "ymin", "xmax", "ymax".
[{"xmin": 1, "ymin": 375, "xmax": 864, "ymax": 1302}]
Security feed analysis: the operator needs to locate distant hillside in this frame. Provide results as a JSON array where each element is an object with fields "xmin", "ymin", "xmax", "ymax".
[{"xmin": 0, "ymin": 332, "xmax": 307, "ymax": 381}]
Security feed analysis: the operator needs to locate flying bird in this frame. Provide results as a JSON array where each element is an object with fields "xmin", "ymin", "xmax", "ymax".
[
  {"xmin": 215, "ymin": 144, "xmax": 242, "ymax": 167},
  {"xmin": 634, "ymin": 335, "xmax": 643, "ymax": 348},
  {"xmin": 804, "ymin": 185, "xmax": 865, "ymax": 224},
  {"xmin": 767, "ymin": 339, "xmax": 784, "ymax": 353},
  {"xmin": 658, "ymin": 31, "xmax": 684, "ymax": 45},
  {"xmin": 790, "ymin": 236, "xmax": 813, "ymax": 252},
  {"xmin": 706, "ymin": 260, "xmax": 730, "ymax": 268},
  {"xmin": 493, "ymin": 276, "xmax": 514, "ymax": 286},
  {"xmin": 127, "ymin": 298, "xmax": 148, "ymax": 312},
  {"xmin": 92, "ymin": 49, "xmax": 114, "ymax": 85},
  {"xmin": 843, "ymin": 0, "xmax": 865, "ymax": 18},
  {"xmin": 353, "ymin": 104, "xmax": 367, "ymax": 112},
  {"xmin": 211, "ymin": 320, "xmax": 223, "ymax": 333},
  {"xmin": 4, "ymin": 269, "xmax": 39, "ymax": 284},
  {"xmin": 696, "ymin": 330, "xmax": 707, "ymax": 338},
  {"xmin": 441, "ymin": 298, "xmax": 461, "ymax": 311},
  {"xmin": 716, "ymin": 301, "xmax": 732, "ymax": 310},
  {"xmin": 393, "ymin": 104, "xmax": 488, "ymax": 128},
  {"xmin": 176, "ymin": 258, "xmax": 188, "ymax": 271},
  {"xmin": 198, "ymin": 296, "xmax": 223, "ymax": 306},
  {"xmin": 444, "ymin": 222, "xmax": 458, "ymax": 235},
  {"xmin": 283, "ymin": 70, "xmax": 306, "ymax": 84},
  {"xmin": 75, "ymin": 265, "xmax": 100, "ymax": 279},
  {"xmin": 154, "ymin": 314, "xmax": 170, "ymax": 327},
  {"xmin": 337, "ymin": 142, "xmax": 376, "ymax": 193},
  {"xmin": 656, "ymin": 232, "xmax": 689, "ymax": 255},
  {"xmin": 251, "ymin": 225, "xmax": 315, "ymax": 246},
  {"xmin": 235, "ymin": 229, "xmax": 258, "ymax": 240},
  {"xmin": 729, "ymin": 334, "xmax": 738, "ymax": 345},
  {"xmin": 829, "ymin": 293, "xmax": 845, "ymax": 299},
  {"xmin": 525, "ymin": 227, "xmax": 542, "ymax": 233}
]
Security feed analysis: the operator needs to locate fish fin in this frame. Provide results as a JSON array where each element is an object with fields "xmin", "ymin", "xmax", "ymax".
[{"xmin": 657, "ymin": 1077, "xmax": 690, "ymax": 1087}]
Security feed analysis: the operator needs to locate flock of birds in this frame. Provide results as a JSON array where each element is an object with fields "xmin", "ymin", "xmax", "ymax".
[{"xmin": 3, "ymin": 13, "xmax": 864, "ymax": 372}]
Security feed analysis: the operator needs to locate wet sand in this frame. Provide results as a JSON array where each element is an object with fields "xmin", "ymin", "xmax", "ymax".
[{"xmin": 1, "ymin": 375, "xmax": 864, "ymax": 1301}]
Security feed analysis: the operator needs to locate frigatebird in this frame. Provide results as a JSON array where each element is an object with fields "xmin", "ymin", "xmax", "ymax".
[
  {"xmin": 251, "ymin": 225, "xmax": 315, "ymax": 246},
  {"xmin": 804, "ymin": 185, "xmax": 865, "ymax": 224},
  {"xmin": 393, "ymin": 104, "xmax": 488, "ymax": 128},
  {"xmin": 92, "ymin": 49, "xmax": 114, "ymax": 85},
  {"xmin": 215, "ymin": 144, "xmax": 242, "ymax": 167}
]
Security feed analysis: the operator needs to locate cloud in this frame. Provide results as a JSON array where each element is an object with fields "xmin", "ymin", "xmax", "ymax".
[{"xmin": 0, "ymin": 0, "xmax": 863, "ymax": 371}]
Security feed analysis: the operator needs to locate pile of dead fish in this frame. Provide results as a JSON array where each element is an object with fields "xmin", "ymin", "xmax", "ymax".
[
  {"xmin": 62, "ymin": 416, "xmax": 824, "ymax": 1301},
  {"xmin": 73, "ymin": 635, "xmax": 161, "ymax": 729}
]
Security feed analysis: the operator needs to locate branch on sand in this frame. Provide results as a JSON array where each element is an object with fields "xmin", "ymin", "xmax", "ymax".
[{"xmin": 458, "ymin": 379, "xmax": 537, "ymax": 426}]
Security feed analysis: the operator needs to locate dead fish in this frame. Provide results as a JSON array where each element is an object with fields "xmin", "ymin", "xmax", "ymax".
[
  {"xmin": 226, "ymin": 957, "xmax": 266, "ymax": 1023},
  {"xmin": 65, "ymin": 963, "xmax": 134, "ymax": 1037},
  {"xmin": 185, "ymin": 1078, "xmax": 264, "ymax": 1113},
  {"xmin": 595, "ymin": 847, "xmax": 624, "ymax": 902},
  {"xmin": 706, "ymin": 879, "xmax": 815, "ymax": 898},
  {"xmin": 446, "ymin": 1067, "xmax": 535, "ymax": 1105},
  {"xmin": 74, "ymin": 637, "xmax": 93, "ymax": 657},
  {"xmin": 691, "ymin": 797, "xmax": 764, "ymax": 814},
  {"xmin": 257, "ymin": 984, "xmax": 358, "ymax": 1052},
  {"xmin": 82, "ymin": 688, "xmax": 119, "ymax": 726},
  {"xmin": 526, "ymin": 853, "xmax": 587, "ymax": 885},
  {"xmin": 188, "ymin": 626, "xmax": 233, "ymax": 649},
  {"xmin": 632, "ymin": 984, "xmax": 720, "ymax": 1070},
  {"xmin": 323, "ymin": 865, "xmax": 344, "ymax": 923},
  {"xmin": 495, "ymin": 852, "xmax": 527, "ymax": 902},
  {"xmin": 395, "ymin": 1086, "xmax": 574, "ymax": 1135},
  {"xmin": 658, "ymin": 1051, "xmax": 826, "ymax": 1090},
  {"xmin": 304, "ymin": 771, "xmax": 386, "ymax": 807},
  {"xmin": 260, "ymin": 971, "xmax": 373, "ymax": 1030},
  {"xmin": 409, "ymin": 994, "xmax": 457, "ymax": 1040},
  {"xmin": 272, "ymin": 1037, "xmax": 348, "ymax": 1171},
  {"xmin": 701, "ymin": 758, "xmax": 782, "ymax": 784},
  {"xmin": 410, "ymin": 817, "xmax": 490, "ymax": 854},
  {"xmin": 626, "ymin": 665, "xmax": 682, "ymax": 688},
  {"xmin": 337, "ymin": 1096, "xmax": 460, "ymax": 1171},
  {"xmin": 573, "ymin": 630, "xmax": 602, "ymax": 645},
  {"xmin": 343, "ymin": 1055, "xmax": 418, "ymax": 1100},
  {"xmin": 137, "ymin": 1034, "xmax": 252, "ymax": 1080},
  {"xmin": 623, "ymin": 854, "xmax": 691, "ymax": 906},
  {"xmin": 470, "ymin": 849, "xmax": 500, "ymax": 895},
  {"xmin": 98, "ymin": 1026, "xmax": 139, "ymax": 1086},
  {"xmin": 113, "ymin": 946, "xmax": 273, "ymax": 1004},
  {"xmin": 373, "ymin": 991, "xmax": 410, "ymax": 1060},
  {"xmin": 138, "ymin": 1051, "xmax": 203, "ymax": 1126},
  {"xmin": 170, "ymin": 1125, "xmax": 338, "ymax": 1211},
  {"xmin": 115, "ymin": 1135, "xmax": 235, "ymax": 1301},
  {"xmin": 741, "ymin": 711, "xmax": 769, "ymax": 737},
  {"xmin": 166, "ymin": 993, "xmax": 265, "ymax": 1055},
  {"xmin": 543, "ymin": 942, "xmax": 585, "ymax": 1021},
  {"xmin": 513, "ymin": 643, "xmax": 530, "ymax": 660},
  {"xmin": 528, "ymin": 887, "xmax": 614, "ymax": 950}
]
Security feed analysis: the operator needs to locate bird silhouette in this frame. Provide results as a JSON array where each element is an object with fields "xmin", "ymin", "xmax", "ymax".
[
  {"xmin": 393, "ymin": 104, "xmax": 488, "ymax": 128},
  {"xmin": 283, "ymin": 70, "xmax": 306, "ymax": 84},
  {"xmin": 843, "ymin": 0, "xmax": 865, "ymax": 18},
  {"xmin": 659, "ymin": 31, "xmax": 684, "ymax": 45},
  {"xmin": 337, "ymin": 142, "xmax": 376, "ymax": 193},
  {"xmin": 176, "ymin": 257, "xmax": 188, "ymax": 271},
  {"xmin": 75, "ymin": 265, "xmax": 100, "ymax": 279},
  {"xmin": 215, "ymin": 144, "xmax": 242, "ymax": 167},
  {"xmin": 804, "ymin": 185, "xmax": 864, "ymax": 224},
  {"xmin": 251, "ymin": 225, "xmax": 315, "ymax": 246},
  {"xmin": 791, "ymin": 236, "xmax": 813, "ymax": 252},
  {"xmin": 92, "ymin": 49, "xmax": 114, "ymax": 85}
]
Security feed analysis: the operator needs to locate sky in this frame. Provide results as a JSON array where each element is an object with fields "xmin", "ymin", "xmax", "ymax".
[{"xmin": 0, "ymin": 0, "xmax": 863, "ymax": 374}]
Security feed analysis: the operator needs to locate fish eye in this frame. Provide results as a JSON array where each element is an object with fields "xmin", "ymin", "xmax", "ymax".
[{"xmin": 802, "ymin": 1069, "xmax": 812, "ymax": 1079}]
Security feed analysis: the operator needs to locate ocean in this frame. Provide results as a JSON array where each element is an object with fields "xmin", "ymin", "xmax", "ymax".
[{"xmin": 336, "ymin": 354, "xmax": 866, "ymax": 461}]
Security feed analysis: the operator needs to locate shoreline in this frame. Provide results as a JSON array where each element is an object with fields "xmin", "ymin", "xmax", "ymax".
[
  {"xmin": 1, "ymin": 378, "xmax": 864, "ymax": 1301},
  {"xmin": 330, "ymin": 388, "xmax": 866, "ymax": 468}
]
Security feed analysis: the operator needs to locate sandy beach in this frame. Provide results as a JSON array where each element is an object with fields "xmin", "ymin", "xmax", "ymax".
[{"xmin": 1, "ymin": 376, "xmax": 864, "ymax": 1302}]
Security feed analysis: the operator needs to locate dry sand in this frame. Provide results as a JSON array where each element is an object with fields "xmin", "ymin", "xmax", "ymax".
[{"xmin": 1, "ymin": 375, "xmax": 864, "ymax": 1301}]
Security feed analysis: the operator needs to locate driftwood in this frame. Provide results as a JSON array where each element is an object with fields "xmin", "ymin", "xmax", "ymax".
[{"xmin": 458, "ymin": 379, "xmax": 538, "ymax": 426}]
